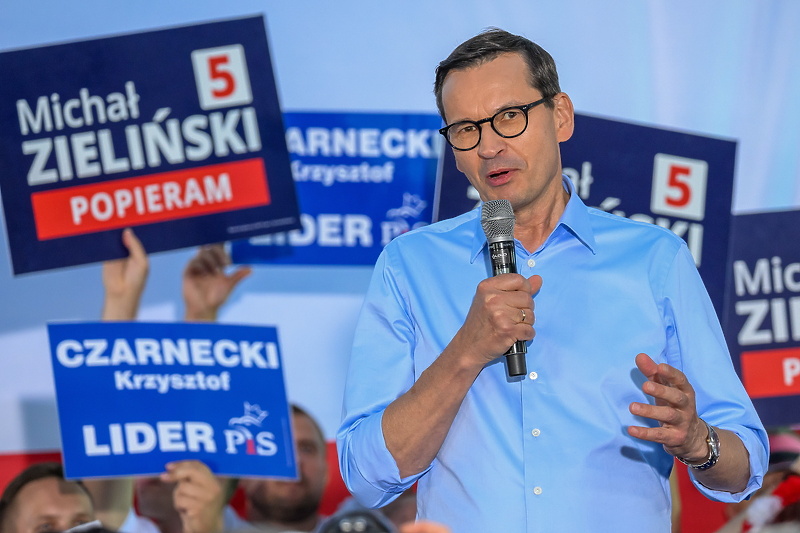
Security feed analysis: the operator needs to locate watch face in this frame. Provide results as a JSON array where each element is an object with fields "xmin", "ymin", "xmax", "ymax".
[
  {"xmin": 695, "ymin": 423, "xmax": 720, "ymax": 470},
  {"xmin": 678, "ymin": 421, "xmax": 720, "ymax": 470}
]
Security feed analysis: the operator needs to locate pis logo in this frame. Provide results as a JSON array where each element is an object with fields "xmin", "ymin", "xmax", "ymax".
[
  {"xmin": 223, "ymin": 402, "xmax": 278, "ymax": 456},
  {"xmin": 381, "ymin": 192, "xmax": 429, "ymax": 245}
]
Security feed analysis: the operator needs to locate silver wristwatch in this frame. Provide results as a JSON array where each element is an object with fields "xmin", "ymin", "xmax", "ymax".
[{"xmin": 677, "ymin": 419, "xmax": 720, "ymax": 471}]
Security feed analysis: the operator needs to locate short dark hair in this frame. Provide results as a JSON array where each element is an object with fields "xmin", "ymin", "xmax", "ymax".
[
  {"xmin": 434, "ymin": 28, "xmax": 561, "ymax": 120},
  {"xmin": 292, "ymin": 404, "xmax": 326, "ymax": 450},
  {"xmin": 0, "ymin": 462, "xmax": 92, "ymax": 532}
]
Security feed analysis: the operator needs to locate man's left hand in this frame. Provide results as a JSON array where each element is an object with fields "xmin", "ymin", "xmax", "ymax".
[{"xmin": 627, "ymin": 352, "xmax": 710, "ymax": 462}]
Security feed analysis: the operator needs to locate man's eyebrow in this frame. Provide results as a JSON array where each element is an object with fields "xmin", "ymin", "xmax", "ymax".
[
  {"xmin": 29, "ymin": 512, "xmax": 58, "ymax": 522},
  {"xmin": 448, "ymin": 101, "xmax": 530, "ymax": 124},
  {"xmin": 31, "ymin": 512, "xmax": 93, "ymax": 521},
  {"xmin": 298, "ymin": 437, "xmax": 325, "ymax": 452}
]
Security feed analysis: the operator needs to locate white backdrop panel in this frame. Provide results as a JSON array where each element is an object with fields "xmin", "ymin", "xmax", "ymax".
[{"xmin": 0, "ymin": 0, "xmax": 798, "ymax": 450}]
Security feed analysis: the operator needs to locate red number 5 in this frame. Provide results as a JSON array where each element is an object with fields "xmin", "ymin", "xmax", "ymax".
[
  {"xmin": 208, "ymin": 55, "xmax": 235, "ymax": 98},
  {"xmin": 666, "ymin": 165, "xmax": 691, "ymax": 207}
]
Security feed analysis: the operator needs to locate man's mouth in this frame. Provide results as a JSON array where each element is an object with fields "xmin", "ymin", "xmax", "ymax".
[{"xmin": 487, "ymin": 169, "xmax": 511, "ymax": 180}]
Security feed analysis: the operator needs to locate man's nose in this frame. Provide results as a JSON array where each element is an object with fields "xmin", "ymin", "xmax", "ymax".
[{"xmin": 476, "ymin": 125, "xmax": 506, "ymax": 158}]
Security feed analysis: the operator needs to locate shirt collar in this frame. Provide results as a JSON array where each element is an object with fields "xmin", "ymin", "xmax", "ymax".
[{"xmin": 469, "ymin": 175, "xmax": 597, "ymax": 263}]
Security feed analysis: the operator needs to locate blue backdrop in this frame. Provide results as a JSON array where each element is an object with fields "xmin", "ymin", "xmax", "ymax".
[{"xmin": 1, "ymin": 1, "xmax": 798, "ymax": 454}]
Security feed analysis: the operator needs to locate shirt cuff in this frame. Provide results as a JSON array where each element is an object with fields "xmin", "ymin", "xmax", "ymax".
[
  {"xmin": 341, "ymin": 410, "xmax": 430, "ymax": 507},
  {"xmin": 688, "ymin": 425, "xmax": 768, "ymax": 503}
]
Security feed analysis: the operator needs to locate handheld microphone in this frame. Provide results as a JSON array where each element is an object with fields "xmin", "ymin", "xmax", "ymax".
[{"xmin": 480, "ymin": 199, "xmax": 527, "ymax": 377}]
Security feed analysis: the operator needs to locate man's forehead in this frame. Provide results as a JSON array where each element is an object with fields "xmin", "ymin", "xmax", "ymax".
[
  {"xmin": 442, "ymin": 52, "xmax": 529, "ymax": 85},
  {"xmin": 21, "ymin": 508, "xmax": 93, "ymax": 523},
  {"xmin": 13, "ymin": 477, "xmax": 93, "ymax": 509},
  {"xmin": 2, "ymin": 482, "xmax": 92, "ymax": 533},
  {"xmin": 53, "ymin": 479, "xmax": 89, "ymax": 497},
  {"xmin": 440, "ymin": 53, "xmax": 536, "ymax": 120},
  {"xmin": 292, "ymin": 412, "xmax": 325, "ymax": 446}
]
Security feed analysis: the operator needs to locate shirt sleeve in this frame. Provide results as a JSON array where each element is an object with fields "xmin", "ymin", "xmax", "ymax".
[
  {"xmin": 661, "ymin": 243, "xmax": 769, "ymax": 502},
  {"xmin": 117, "ymin": 508, "xmax": 161, "ymax": 533},
  {"xmin": 336, "ymin": 247, "xmax": 430, "ymax": 508}
]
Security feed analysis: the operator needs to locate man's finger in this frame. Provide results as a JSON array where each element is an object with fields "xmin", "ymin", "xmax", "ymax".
[
  {"xmin": 652, "ymin": 362, "xmax": 692, "ymax": 391},
  {"xmin": 630, "ymin": 401, "xmax": 683, "ymax": 426},
  {"xmin": 528, "ymin": 274, "xmax": 543, "ymax": 295},
  {"xmin": 205, "ymin": 244, "xmax": 230, "ymax": 267},
  {"xmin": 634, "ymin": 352, "xmax": 658, "ymax": 380},
  {"xmin": 482, "ymin": 272, "xmax": 531, "ymax": 292},
  {"xmin": 642, "ymin": 380, "xmax": 688, "ymax": 408},
  {"xmin": 627, "ymin": 424, "xmax": 677, "ymax": 446},
  {"xmin": 227, "ymin": 266, "xmax": 252, "ymax": 289},
  {"xmin": 122, "ymin": 228, "xmax": 147, "ymax": 259}
]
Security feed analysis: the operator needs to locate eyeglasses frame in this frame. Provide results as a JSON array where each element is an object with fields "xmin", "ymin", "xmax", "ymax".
[{"xmin": 438, "ymin": 96, "xmax": 552, "ymax": 151}]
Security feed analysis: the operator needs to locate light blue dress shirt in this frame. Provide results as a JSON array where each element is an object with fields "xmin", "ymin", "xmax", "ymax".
[{"xmin": 338, "ymin": 177, "xmax": 767, "ymax": 532}]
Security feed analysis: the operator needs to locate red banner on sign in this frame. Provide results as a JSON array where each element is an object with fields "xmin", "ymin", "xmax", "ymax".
[
  {"xmin": 741, "ymin": 347, "xmax": 800, "ymax": 398},
  {"xmin": 31, "ymin": 158, "xmax": 270, "ymax": 240}
]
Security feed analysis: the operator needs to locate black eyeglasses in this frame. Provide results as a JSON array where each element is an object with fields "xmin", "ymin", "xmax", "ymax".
[{"xmin": 438, "ymin": 97, "xmax": 551, "ymax": 151}]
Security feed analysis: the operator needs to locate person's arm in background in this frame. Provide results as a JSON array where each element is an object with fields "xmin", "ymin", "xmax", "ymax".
[
  {"xmin": 182, "ymin": 244, "xmax": 251, "ymax": 322},
  {"xmin": 399, "ymin": 521, "xmax": 452, "ymax": 533},
  {"xmin": 100, "ymin": 228, "xmax": 149, "ymax": 320},
  {"xmin": 86, "ymin": 240, "xmax": 249, "ymax": 531},
  {"xmin": 165, "ymin": 244, "xmax": 249, "ymax": 533},
  {"xmin": 84, "ymin": 228, "xmax": 149, "ymax": 531}
]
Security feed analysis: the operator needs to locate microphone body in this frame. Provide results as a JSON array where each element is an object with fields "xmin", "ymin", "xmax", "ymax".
[{"xmin": 480, "ymin": 199, "xmax": 527, "ymax": 377}]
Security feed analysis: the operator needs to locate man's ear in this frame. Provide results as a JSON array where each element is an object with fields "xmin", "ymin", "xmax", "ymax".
[{"xmin": 553, "ymin": 92, "xmax": 575, "ymax": 143}]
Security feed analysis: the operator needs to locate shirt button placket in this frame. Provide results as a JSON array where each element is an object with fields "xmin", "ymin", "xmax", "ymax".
[{"xmin": 524, "ymin": 318, "xmax": 542, "ymax": 510}]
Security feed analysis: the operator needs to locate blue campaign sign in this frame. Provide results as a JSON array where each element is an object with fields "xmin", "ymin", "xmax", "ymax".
[
  {"xmin": 230, "ymin": 112, "xmax": 442, "ymax": 265},
  {"xmin": 0, "ymin": 16, "xmax": 299, "ymax": 275},
  {"xmin": 435, "ymin": 113, "xmax": 736, "ymax": 315},
  {"xmin": 47, "ymin": 321, "xmax": 296, "ymax": 479},
  {"xmin": 723, "ymin": 209, "xmax": 800, "ymax": 427}
]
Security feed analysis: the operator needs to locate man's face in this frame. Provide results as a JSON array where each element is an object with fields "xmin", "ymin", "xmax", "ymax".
[
  {"xmin": 134, "ymin": 476, "xmax": 177, "ymax": 522},
  {"xmin": 243, "ymin": 412, "xmax": 329, "ymax": 524},
  {"xmin": 441, "ymin": 52, "xmax": 574, "ymax": 220},
  {"xmin": 2, "ymin": 477, "xmax": 94, "ymax": 533}
]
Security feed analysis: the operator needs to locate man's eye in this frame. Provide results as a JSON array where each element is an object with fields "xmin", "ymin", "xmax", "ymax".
[
  {"xmin": 35, "ymin": 523, "xmax": 56, "ymax": 533},
  {"xmin": 455, "ymin": 123, "xmax": 476, "ymax": 135},
  {"xmin": 299, "ymin": 443, "xmax": 317, "ymax": 454},
  {"xmin": 500, "ymin": 110, "xmax": 520, "ymax": 120}
]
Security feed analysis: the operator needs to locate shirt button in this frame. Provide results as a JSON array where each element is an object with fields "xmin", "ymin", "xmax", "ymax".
[
  {"xmin": 531, "ymin": 428, "xmax": 541, "ymax": 437},
  {"xmin": 529, "ymin": 371, "xmax": 538, "ymax": 380},
  {"xmin": 527, "ymin": 258, "xmax": 536, "ymax": 267},
  {"xmin": 533, "ymin": 486, "xmax": 543, "ymax": 495}
]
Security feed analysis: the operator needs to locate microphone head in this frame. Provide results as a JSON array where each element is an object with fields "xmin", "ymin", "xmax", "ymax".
[{"xmin": 481, "ymin": 199, "xmax": 515, "ymax": 243}]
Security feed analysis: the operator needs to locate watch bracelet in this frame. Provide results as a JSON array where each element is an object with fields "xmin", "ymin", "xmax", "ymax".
[{"xmin": 677, "ymin": 419, "xmax": 720, "ymax": 471}]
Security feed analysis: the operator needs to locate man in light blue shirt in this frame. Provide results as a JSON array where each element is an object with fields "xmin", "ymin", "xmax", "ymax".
[{"xmin": 337, "ymin": 29, "xmax": 768, "ymax": 532}]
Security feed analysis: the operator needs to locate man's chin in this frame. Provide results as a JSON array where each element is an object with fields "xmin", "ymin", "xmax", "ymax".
[
  {"xmin": 269, "ymin": 479, "xmax": 307, "ymax": 495},
  {"xmin": 252, "ymin": 493, "xmax": 321, "ymax": 524},
  {"xmin": 258, "ymin": 481, "xmax": 312, "ymax": 505}
]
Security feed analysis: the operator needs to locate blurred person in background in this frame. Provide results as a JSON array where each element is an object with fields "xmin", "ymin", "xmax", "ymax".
[
  {"xmin": 0, "ymin": 462, "xmax": 95, "ymax": 533},
  {"xmin": 239, "ymin": 405, "xmax": 329, "ymax": 533},
  {"xmin": 86, "ymin": 230, "xmax": 251, "ymax": 533}
]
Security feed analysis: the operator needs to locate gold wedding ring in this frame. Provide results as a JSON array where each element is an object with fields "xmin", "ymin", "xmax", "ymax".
[{"xmin": 520, "ymin": 309, "xmax": 527, "ymax": 323}]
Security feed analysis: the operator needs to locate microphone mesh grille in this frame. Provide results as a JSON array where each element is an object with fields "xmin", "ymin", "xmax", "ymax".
[{"xmin": 481, "ymin": 199, "xmax": 515, "ymax": 240}]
